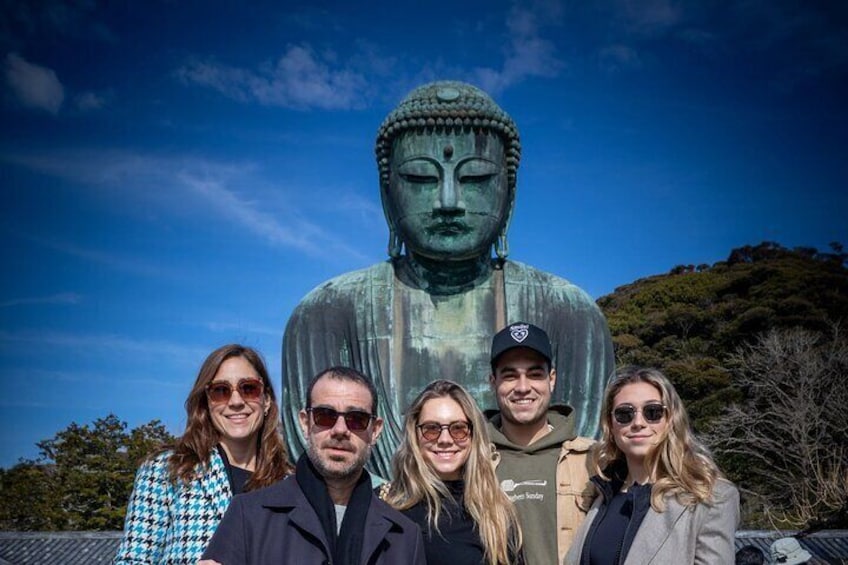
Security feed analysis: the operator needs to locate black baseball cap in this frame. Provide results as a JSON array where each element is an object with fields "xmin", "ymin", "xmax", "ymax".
[{"xmin": 490, "ymin": 322, "xmax": 552, "ymax": 367}]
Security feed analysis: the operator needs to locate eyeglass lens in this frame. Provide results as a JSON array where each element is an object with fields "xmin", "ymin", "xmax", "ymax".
[
  {"xmin": 310, "ymin": 407, "xmax": 373, "ymax": 431},
  {"xmin": 206, "ymin": 379, "xmax": 264, "ymax": 404},
  {"xmin": 613, "ymin": 403, "xmax": 666, "ymax": 425},
  {"xmin": 418, "ymin": 421, "xmax": 472, "ymax": 441}
]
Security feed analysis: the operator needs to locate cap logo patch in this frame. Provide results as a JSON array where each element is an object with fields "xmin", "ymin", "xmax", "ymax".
[{"xmin": 510, "ymin": 324, "xmax": 529, "ymax": 343}]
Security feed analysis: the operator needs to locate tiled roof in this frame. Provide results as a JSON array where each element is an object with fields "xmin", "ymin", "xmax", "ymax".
[
  {"xmin": 735, "ymin": 530, "xmax": 848, "ymax": 564},
  {"xmin": 0, "ymin": 530, "xmax": 846, "ymax": 564},
  {"xmin": 0, "ymin": 532, "xmax": 122, "ymax": 565}
]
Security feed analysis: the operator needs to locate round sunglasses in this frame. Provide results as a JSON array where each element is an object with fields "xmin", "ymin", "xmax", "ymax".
[
  {"xmin": 307, "ymin": 406, "xmax": 375, "ymax": 431},
  {"xmin": 205, "ymin": 378, "xmax": 265, "ymax": 404},
  {"xmin": 612, "ymin": 403, "xmax": 667, "ymax": 425},
  {"xmin": 417, "ymin": 421, "xmax": 472, "ymax": 442}
]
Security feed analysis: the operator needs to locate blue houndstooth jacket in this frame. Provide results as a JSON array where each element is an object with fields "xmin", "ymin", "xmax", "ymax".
[{"xmin": 113, "ymin": 448, "xmax": 232, "ymax": 564}]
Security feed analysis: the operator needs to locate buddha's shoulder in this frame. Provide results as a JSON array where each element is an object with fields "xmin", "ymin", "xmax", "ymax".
[
  {"xmin": 296, "ymin": 262, "xmax": 393, "ymax": 304},
  {"xmin": 504, "ymin": 260, "xmax": 593, "ymax": 296}
]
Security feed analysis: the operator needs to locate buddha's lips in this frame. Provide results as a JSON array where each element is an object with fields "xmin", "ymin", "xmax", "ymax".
[{"xmin": 426, "ymin": 221, "xmax": 471, "ymax": 235}]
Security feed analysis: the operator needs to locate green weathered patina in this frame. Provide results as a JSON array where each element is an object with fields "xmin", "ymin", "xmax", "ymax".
[{"xmin": 282, "ymin": 81, "xmax": 614, "ymax": 477}]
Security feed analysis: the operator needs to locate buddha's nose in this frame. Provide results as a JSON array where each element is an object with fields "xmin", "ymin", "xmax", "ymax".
[{"xmin": 435, "ymin": 175, "xmax": 465, "ymax": 213}]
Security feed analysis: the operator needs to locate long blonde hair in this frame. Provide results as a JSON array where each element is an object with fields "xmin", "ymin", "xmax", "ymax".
[
  {"xmin": 592, "ymin": 366, "xmax": 722, "ymax": 511},
  {"xmin": 385, "ymin": 380, "xmax": 522, "ymax": 565}
]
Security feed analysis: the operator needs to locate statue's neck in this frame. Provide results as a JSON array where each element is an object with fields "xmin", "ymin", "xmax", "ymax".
[{"xmin": 399, "ymin": 252, "xmax": 495, "ymax": 294}]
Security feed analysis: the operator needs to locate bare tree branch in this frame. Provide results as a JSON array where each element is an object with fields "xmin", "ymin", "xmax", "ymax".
[{"xmin": 704, "ymin": 325, "xmax": 848, "ymax": 528}]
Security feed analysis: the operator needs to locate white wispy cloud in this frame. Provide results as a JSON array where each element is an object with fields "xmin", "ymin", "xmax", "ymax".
[
  {"xmin": 0, "ymin": 367, "xmax": 184, "ymax": 389},
  {"xmin": 336, "ymin": 191, "xmax": 385, "ymax": 224},
  {"xmin": 594, "ymin": 1, "xmax": 848, "ymax": 87},
  {"xmin": 0, "ymin": 398, "xmax": 52, "ymax": 409},
  {"xmin": 176, "ymin": 44, "xmax": 369, "ymax": 110},
  {"xmin": 3, "ymin": 149, "xmax": 373, "ymax": 263},
  {"xmin": 11, "ymin": 229, "xmax": 182, "ymax": 279},
  {"xmin": 204, "ymin": 321, "xmax": 282, "ymax": 337},
  {"xmin": 611, "ymin": 0, "xmax": 683, "ymax": 36},
  {"xmin": 0, "ymin": 367, "xmax": 185, "ymax": 410},
  {"xmin": 5, "ymin": 0, "xmax": 117, "ymax": 43},
  {"xmin": 176, "ymin": 169, "xmax": 370, "ymax": 262},
  {"xmin": 0, "ymin": 329, "xmax": 208, "ymax": 362},
  {"xmin": 74, "ymin": 90, "xmax": 108, "ymax": 111},
  {"xmin": 177, "ymin": 171, "xmax": 325, "ymax": 255},
  {"xmin": 472, "ymin": 3, "xmax": 565, "ymax": 94},
  {"xmin": 598, "ymin": 44, "xmax": 643, "ymax": 73},
  {"xmin": 3, "ymin": 53, "xmax": 64, "ymax": 114},
  {"xmin": 0, "ymin": 292, "xmax": 82, "ymax": 308}
]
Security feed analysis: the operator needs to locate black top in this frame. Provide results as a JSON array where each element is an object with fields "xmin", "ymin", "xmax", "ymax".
[
  {"xmin": 586, "ymin": 489, "xmax": 633, "ymax": 564},
  {"xmin": 401, "ymin": 480, "xmax": 486, "ymax": 565},
  {"xmin": 581, "ymin": 472, "xmax": 653, "ymax": 565},
  {"xmin": 216, "ymin": 444, "xmax": 254, "ymax": 495}
]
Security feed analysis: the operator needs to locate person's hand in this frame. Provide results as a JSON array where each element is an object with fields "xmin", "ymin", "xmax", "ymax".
[{"xmin": 197, "ymin": 560, "xmax": 222, "ymax": 565}]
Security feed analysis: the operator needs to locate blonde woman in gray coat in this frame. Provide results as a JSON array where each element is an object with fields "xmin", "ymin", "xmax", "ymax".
[{"xmin": 565, "ymin": 367, "xmax": 739, "ymax": 565}]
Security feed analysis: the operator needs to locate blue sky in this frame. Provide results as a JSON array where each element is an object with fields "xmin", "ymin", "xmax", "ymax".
[{"xmin": 1, "ymin": 0, "xmax": 846, "ymax": 468}]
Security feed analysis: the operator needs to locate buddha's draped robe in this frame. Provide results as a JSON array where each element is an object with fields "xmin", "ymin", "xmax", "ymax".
[{"xmin": 282, "ymin": 258, "xmax": 614, "ymax": 478}]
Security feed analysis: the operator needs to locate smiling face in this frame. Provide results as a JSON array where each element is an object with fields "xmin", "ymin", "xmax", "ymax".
[
  {"xmin": 490, "ymin": 347, "xmax": 555, "ymax": 441},
  {"xmin": 610, "ymin": 381, "xmax": 669, "ymax": 466},
  {"xmin": 417, "ymin": 396, "xmax": 471, "ymax": 481},
  {"xmin": 386, "ymin": 130, "xmax": 509, "ymax": 261},
  {"xmin": 299, "ymin": 376, "xmax": 383, "ymax": 482},
  {"xmin": 208, "ymin": 356, "xmax": 270, "ymax": 455}
]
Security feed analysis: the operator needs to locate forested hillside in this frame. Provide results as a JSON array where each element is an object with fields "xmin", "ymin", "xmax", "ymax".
[{"xmin": 598, "ymin": 241, "xmax": 848, "ymax": 528}]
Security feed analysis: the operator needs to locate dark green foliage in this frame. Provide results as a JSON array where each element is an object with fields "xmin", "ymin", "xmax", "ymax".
[
  {"xmin": 599, "ymin": 240, "xmax": 848, "ymax": 397},
  {"xmin": 0, "ymin": 463, "xmax": 63, "ymax": 530},
  {"xmin": 0, "ymin": 414, "xmax": 173, "ymax": 531},
  {"xmin": 598, "ymin": 241, "xmax": 848, "ymax": 528}
]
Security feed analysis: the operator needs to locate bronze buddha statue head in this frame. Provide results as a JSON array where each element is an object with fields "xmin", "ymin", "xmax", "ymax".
[{"xmin": 376, "ymin": 81, "xmax": 521, "ymax": 262}]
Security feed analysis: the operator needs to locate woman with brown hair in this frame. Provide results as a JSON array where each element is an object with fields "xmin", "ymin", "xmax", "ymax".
[
  {"xmin": 114, "ymin": 344, "xmax": 291, "ymax": 564},
  {"xmin": 382, "ymin": 379, "xmax": 523, "ymax": 565},
  {"xmin": 565, "ymin": 366, "xmax": 739, "ymax": 564}
]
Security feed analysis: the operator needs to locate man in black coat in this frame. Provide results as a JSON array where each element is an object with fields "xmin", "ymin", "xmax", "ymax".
[{"xmin": 201, "ymin": 366, "xmax": 425, "ymax": 565}]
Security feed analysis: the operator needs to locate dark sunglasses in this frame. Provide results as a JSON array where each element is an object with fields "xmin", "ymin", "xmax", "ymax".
[
  {"xmin": 612, "ymin": 403, "xmax": 666, "ymax": 425},
  {"xmin": 417, "ymin": 421, "xmax": 472, "ymax": 442},
  {"xmin": 308, "ymin": 406, "xmax": 375, "ymax": 431},
  {"xmin": 206, "ymin": 378, "xmax": 265, "ymax": 404}
]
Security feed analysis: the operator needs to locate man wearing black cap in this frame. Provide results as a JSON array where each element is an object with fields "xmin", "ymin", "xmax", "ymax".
[{"xmin": 488, "ymin": 322, "xmax": 594, "ymax": 565}]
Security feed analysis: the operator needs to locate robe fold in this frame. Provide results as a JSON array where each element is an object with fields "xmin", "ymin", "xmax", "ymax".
[{"xmin": 282, "ymin": 258, "xmax": 614, "ymax": 478}]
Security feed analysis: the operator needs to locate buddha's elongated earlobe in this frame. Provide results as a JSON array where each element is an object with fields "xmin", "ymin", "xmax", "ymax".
[
  {"xmin": 495, "ymin": 231, "xmax": 509, "ymax": 260},
  {"xmin": 388, "ymin": 228, "xmax": 402, "ymax": 259}
]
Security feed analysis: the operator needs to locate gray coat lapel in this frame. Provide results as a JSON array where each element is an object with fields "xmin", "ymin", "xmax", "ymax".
[{"xmin": 624, "ymin": 499, "xmax": 688, "ymax": 565}]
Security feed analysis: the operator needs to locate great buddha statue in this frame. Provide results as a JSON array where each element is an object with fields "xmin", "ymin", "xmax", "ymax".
[{"xmin": 282, "ymin": 81, "xmax": 614, "ymax": 476}]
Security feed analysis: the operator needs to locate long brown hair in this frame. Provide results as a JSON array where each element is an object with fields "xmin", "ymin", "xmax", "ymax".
[
  {"xmin": 385, "ymin": 380, "xmax": 522, "ymax": 565},
  {"xmin": 165, "ymin": 344, "xmax": 292, "ymax": 489},
  {"xmin": 592, "ymin": 366, "xmax": 722, "ymax": 511}
]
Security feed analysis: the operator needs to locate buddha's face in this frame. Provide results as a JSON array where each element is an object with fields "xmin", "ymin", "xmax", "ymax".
[{"xmin": 386, "ymin": 130, "xmax": 509, "ymax": 261}]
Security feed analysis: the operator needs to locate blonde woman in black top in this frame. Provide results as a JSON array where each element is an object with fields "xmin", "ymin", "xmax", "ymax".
[{"xmin": 382, "ymin": 380, "xmax": 523, "ymax": 565}]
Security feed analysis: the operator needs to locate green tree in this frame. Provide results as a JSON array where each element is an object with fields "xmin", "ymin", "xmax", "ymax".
[
  {"xmin": 0, "ymin": 414, "xmax": 173, "ymax": 531},
  {"xmin": 0, "ymin": 462, "xmax": 62, "ymax": 530}
]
